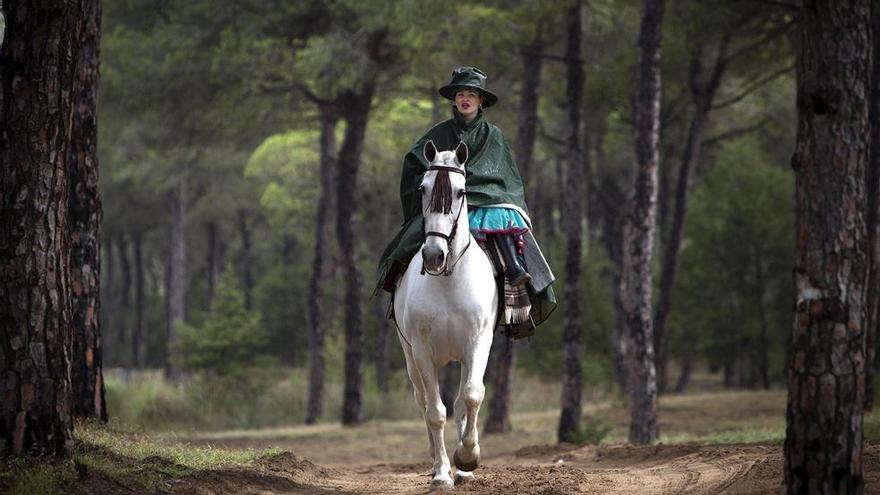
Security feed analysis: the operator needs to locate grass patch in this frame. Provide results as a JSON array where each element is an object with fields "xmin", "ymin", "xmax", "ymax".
[
  {"xmin": 0, "ymin": 458, "xmax": 75, "ymax": 495},
  {"xmin": 104, "ymin": 367, "xmax": 588, "ymax": 432},
  {"xmin": 73, "ymin": 419, "xmax": 282, "ymax": 491},
  {"xmin": 864, "ymin": 409, "xmax": 880, "ymax": 442},
  {"xmin": 661, "ymin": 427, "xmax": 785, "ymax": 445}
]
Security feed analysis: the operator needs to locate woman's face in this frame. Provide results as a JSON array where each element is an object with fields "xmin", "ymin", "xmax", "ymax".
[{"xmin": 455, "ymin": 89, "xmax": 483, "ymax": 120}]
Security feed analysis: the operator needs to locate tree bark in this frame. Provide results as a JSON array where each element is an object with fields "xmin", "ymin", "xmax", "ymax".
[
  {"xmin": 595, "ymin": 125, "xmax": 630, "ymax": 393},
  {"xmin": 238, "ymin": 209, "xmax": 254, "ymax": 310},
  {"xmin": 115, "ymin": 233, "xmax": 130, "ymax": 348},
  {"xmin": 0, "ymin": 0, "xmax": 88, "ymax": 457},
  {"xmin": 558, "ymin": 2, "xmax": 585, "ymax": 444},
  {"xmin": 306, "ymin": 103, "xmax": 338, "ymax": 424},
  {"xmin": 784, "ymin": 2, "xmax": 870, "ymax": 492},
  {"xmin": 206, "ymin": 221, "xmax": 221, "ymax": 307},
  {"xmin": 164, "ymin": 177, "xmax": 186, "ymax": 380},
  {"xmin": 865, "ymin": 0, "xmax": 880, "ymax": 412},
  {"xmin": 754, "ymin": 244, "xmax": 771, "ymax": 390},
  {"xmin": 673, "ymin": 360, "xmax": 691, "ymax": 394},
  {"xmin": 485, "ymin": 337, "xmax": 515, "ymax": 434},
  {"xmin": 441, "ymin": 363, "xmax": 458, "ymax": 419},
  {"xmin": 70, "ymin": 0, "xmax": 106, "ymax": 421},
  {"xmin": 653, "ymin": 40, "xmax": 727, "ymax": 394},
  {"xmin": 337, "ymin": 53, "xmax": 382, "ymax": 424},
  {"xmin": 132, "ymin": 231, "xmax": 146, "ymax": 368},
  {"xmin": 374, "ymin": 292, "xmax": 390, "ymax": 396},
  {"xmin": 103, "ymin": 235, "xmax": 115, "ymax": 362},
  {"xmin": 516, "ymin": 29, "xmax": 544, "ymax": 212},
  {"xmin": 623, "ymin": 0, "xmax": 664, "ymax": 445},
  {"xmin": 484, "ymin": 28, "xmax": 545, "ymax": 435},
  {"xmin": 339, "ymin": 92, "xmax": 368, "ymax": 425}
]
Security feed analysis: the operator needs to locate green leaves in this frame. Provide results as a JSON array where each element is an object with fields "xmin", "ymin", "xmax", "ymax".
[{"xmin": 177, "ymin": 270, "xmax": 268, "ymax": 377}]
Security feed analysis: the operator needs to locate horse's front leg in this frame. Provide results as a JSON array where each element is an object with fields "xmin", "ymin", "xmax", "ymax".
[
  {"xmin": 453, "ymin": 334, "xmax": 491, "ymax": 475},
  {"xmin": 399, "ymin": 335, "xmax": 435, "ymax": 456},
  {"xmin": 412, "ymin": 345, "xmax": 453, "ymax": 490}
]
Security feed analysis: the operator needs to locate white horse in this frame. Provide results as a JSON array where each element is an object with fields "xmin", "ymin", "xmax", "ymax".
[{"xmin": 394, "ymin": 140, "xmax": 498, "ymax": 490}]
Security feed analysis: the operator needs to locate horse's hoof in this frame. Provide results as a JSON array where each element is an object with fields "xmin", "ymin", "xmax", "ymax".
[
  {"xmin": 429, "ymin": 477, "xmax": 454, "ymax": 491},
  {"xmin": 454, "ymin": 471, "xmax": 475, "ymax": 485},
  {"xmin": 453, "ymin": 449, "xmax": 480, "ymax": 472}
]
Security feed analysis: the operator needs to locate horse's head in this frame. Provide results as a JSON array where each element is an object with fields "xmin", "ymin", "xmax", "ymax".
[{"xmin": 420, "ymin": 140, "xmax": 468, "ymax": 275}]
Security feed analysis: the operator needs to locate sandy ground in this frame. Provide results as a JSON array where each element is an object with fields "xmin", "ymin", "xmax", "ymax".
[
  {"xmin": 79, "ymin": 389, "xmax": 880, "ymax": 494},
  {"xmin": 137, "ymin": 442, "xmax": 880, "ymax": 494}
]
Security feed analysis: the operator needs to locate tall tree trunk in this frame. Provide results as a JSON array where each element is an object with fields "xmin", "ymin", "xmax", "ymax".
[
  {"xmin": 865, "ymin": 0, "xmax": 880, "ymax": 412},
  {"xmin": 484, "ymin": 28, "xmax": 545, "ymax": 435},
  {"xmin": 132, "ymin": 231, "xmax": 146, "ymax": 368},
  {"xmin": 440, "ymin": 363, "xmax": 458, "ymax": 418},
  {"xmin": 485, "ymin": 338, "xmax": 515, "ymax": 433},
  {"xmin": 754, "ymin": 246, "xmax": 771, "ymax": 390},
  {"xmin": 337, "ymin": 62, "xmax": 381, "ymax": 424},
  {"xmin": 337, "ymin": 30, "xmax": 394, "ymax": 426},
  {"xmin": 306, "ymin": 103, "xmax": 338, "ymax": 424},
  {"xmin": 103, "ymin": 236, "xmax": 115, "ymax": 363},
  {"xmin": 70, "ymin": 0, "xmax": 106, "ymax": 421},
  {"xmin": 0, "ymin": 0, "xmax": 88, "ymax": 457},
  {"xmin": 517, "ymin": 30, "xmax": 545, "ymax": 212},
  {"xmin": 623, "ymin": 0, "xmax": 664, "ymax": 445},
  {"xmin": 374, "ymin": 292, "xmax": 390, "ymax": 396},
  {"xmin": 595, "ymin": 125, "xmax": 630, "ymax": 393},
  {"xmin": 606, "ymin": 211, "xmax": 629, "ymax": 392},
  {"xmin": 206, "ymin": 221, "xmax": 221, "ymax": 306},
  {"xmin": 238, "ymin": 209, "xmax": 253, "ymax": 310},
  {"xmin": 164, "ymin": 177, "xmax": 186, "ymax": 380},
  {"xmin": 673, "ymin": 360, "xmax": 691, "ymax": 394},
  {"xmin": 784, "ymin": 2, "xmax": 869, "ymax": 492},
  {"xmin": 116, "ymin": 233, "xmax": 130, "ymax": 348},
  {"xmin": 653, "ymin": 41, "xmax": 727, "ymax": 394},
  {"xmin": 558, "ymin": 2, "xmax": 585, "ymax": 443}
]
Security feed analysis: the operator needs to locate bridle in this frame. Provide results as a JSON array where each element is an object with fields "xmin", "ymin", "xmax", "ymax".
[{"xmin": 421, "ymin": 165, "xmax": 472, "ymax": 277}]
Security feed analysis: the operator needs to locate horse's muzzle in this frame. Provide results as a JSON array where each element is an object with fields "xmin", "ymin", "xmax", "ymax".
[{"xmin": 421, "ymin": 245, "xmax": 447, "ymax": 275}]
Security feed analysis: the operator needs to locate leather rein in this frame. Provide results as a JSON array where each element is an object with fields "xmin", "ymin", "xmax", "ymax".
[{"xmin": 421, "ymin": 165, "xmax": 472, "ymax": 277}]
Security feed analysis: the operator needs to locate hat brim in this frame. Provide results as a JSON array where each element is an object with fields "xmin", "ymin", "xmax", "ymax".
[{"xmin": 439, "ymin": 85, "xmax": 498, "ymax": 108}]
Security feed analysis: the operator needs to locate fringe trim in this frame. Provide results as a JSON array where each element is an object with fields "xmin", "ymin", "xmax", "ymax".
[{"xmin": 505, "ymin": 306, "xmax": 532, "ymax": 325}]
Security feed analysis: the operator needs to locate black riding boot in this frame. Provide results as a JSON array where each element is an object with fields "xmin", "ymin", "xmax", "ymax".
[{"xmin": 495, "ymin": 234, "xmax": 531, "ymax": 286}]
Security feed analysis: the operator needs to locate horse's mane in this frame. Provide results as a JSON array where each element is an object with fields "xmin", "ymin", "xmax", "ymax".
[{"xmin": 428, "ymin": 169, "xmax": 453, "ymax": 214}]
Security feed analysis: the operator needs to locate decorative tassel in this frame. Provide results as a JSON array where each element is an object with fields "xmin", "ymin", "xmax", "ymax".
[{"xmin": 429, "ymin": 170, "xmax": 453, "ymax": 213}]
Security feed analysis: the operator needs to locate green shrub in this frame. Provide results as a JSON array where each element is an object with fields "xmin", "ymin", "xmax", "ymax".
[
  {"xmin": 563, "ymin": 415, "xmax": 612, "ymax": 445},
  {"xmin": 177, "ymin": 270, "xmax": 270, "ymax": 378}
]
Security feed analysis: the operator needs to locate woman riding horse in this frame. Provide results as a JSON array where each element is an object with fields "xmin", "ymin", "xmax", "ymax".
[{"xmin": 377, "ymin": 66, "xmax": 556, "ymax": 337}]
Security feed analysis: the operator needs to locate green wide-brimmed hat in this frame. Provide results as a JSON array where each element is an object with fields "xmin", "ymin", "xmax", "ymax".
[{"xmin": 438, "ymin": 66, "xmax": 499, "ymax": 108}]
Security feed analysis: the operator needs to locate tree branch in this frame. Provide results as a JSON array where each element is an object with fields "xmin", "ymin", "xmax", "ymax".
[
  {"xmin": 721, "ymin": 18, "xmax": 795, "ymax": 66},
  {"xmin": 712, "ymin": 64, "xmax": 795, "ymax": 110},
  {"xmin": 703, "ymin": 118, "xmax": 770, "ymax": 147}
]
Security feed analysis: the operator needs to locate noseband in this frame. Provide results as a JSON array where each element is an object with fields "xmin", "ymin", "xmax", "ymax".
[{"xmin": 422, "ymin": 165, "xmax": 471, "ymax": 276}]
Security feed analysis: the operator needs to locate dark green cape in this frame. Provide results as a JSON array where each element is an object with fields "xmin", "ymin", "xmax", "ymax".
[{"xmin": 376, "ymin": 108, "xmax": 556, "ymax": 326}]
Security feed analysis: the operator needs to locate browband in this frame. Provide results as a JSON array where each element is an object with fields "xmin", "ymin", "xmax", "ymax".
[{"xmin": 428, "ymin": 165, "xmax": 466, "ymax": 175}]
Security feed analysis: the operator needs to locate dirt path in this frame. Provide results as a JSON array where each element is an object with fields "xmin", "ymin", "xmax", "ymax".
[{"xmin": 158, "ymin": 442, "xmax": 880, "ymax": 494}]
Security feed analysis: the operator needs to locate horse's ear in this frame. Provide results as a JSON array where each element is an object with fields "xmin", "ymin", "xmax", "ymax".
[
  {"xmin": 455, "ymin": 141, "xmax": 468, "ymax": 166},
  {"xmin": 424, "ymin": 140, "xmax": 437, "ymax": 163}
]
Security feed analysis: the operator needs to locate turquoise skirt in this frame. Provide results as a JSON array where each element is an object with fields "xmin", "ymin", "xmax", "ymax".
[{"xmin": 468, "ymin": 207, "xmax": 529, "ymax": 243}]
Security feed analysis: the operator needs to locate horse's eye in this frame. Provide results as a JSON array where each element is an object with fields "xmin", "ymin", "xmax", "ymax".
[
  {"xmin": 458, "ymin": 190, "xmax": 466, "ymax": 198},
  {"xmin": 418, "ymin": 185, "xmax": 425, "ymax": 193}
]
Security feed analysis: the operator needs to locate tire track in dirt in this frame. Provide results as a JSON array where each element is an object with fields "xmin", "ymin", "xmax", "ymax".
[{"xmin": 154, "ymin": 443, "xmax": 880, "ymax": 494}]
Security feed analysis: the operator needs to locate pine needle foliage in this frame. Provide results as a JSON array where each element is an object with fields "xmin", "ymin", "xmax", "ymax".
[{"xmin": 177, "ymin": 270, "xmax": 268, "ymax": 377}]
